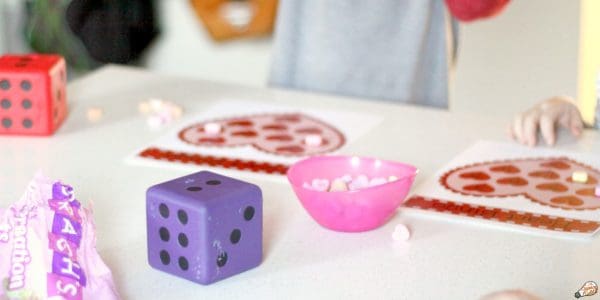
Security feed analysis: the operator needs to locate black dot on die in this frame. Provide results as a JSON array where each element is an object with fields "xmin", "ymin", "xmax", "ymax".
[
  {"xmin": 1, "ymin": 99, "xmax": 10, "ymax": 109},
  {"xmin": 15, "ymin": 62, "xmax": 26, "ymax": 67},
  {"xmin": 159, "ymin": 250, "xmax": 170, "ymax": 265},
  {"xmin": 159, "ymin": 203, "xmax": 169, "ymax": 218},
  {"xmin": 244, "ymin": 206, "xmax": 255, "ymax": 221},
  {"xmin": 178, "ymin": 233, "xmax": 189, "ymax": 247},
  {"xmin": 186, "ymin": 186, "xmax": 202, "ymax": 192},
  {"xmin": 230, "ymin": 229, "xmax": 241, "ymax": 244},
  {"xmin": 177, "ymin": 209, "xmax": 188, "ymax": 225},
  {"xmin": 0, "ymin": 80, "xmax": 9, "ymax": 90},
  {"xmin": 216, "ymin": 251, "xmax": 228, "ymax": 267},
  {"xmin": 57, "ymin": 89, "xmax": 61, "ymax": 101},
  {"xmin": 178, "ymin": 256, "xmax": 189, "ymax": 271},
  {"xmin": 2, "ymin": 118, "xmax": 12, "ymax": 128},
  {"xmin": 22, "ymin": 118, "xmax": 32, "ymax": 128},
  {"xmin": 159, "ymin": 227, "xmax": 170, "ymax": 242},
  {"xmin": 20, "ymin": 80, "xmax": 31, "ymax": 91},
  {"xmin": 206, "ymin": 180, "xmax": 221, "ymax": 185},
  {"xmin": 21, "ymin": 99, "xmax": 32, "ymax": 109}
]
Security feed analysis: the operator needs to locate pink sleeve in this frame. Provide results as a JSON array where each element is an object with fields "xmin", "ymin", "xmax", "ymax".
[{"xmin": 445, "ymin": 0, "xmax": 510, "ymax": 22}]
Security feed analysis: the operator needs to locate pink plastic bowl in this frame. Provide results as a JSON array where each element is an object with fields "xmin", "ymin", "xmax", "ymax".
[{"xmin": 287, "ymin": 155, "xmax": 418, "ymax": 232}]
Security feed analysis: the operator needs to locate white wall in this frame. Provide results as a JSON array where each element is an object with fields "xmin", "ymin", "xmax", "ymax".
[
  {"xmin": 143, "ymin": 0, "xmax": 272, "ymax": 87},
  {"xmin": 143, "ymin": 0, "xmax": 582, "ymax": 118},
  {"xmin": 0, "ymin": 0, "xmax": 30, "ymax": 54},
  {"xmin": 451, "ymin": 0, "xmax": 580, "ymax": 117}
]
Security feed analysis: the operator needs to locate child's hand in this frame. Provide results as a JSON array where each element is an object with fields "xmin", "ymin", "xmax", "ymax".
[{"xmin": 509, "ymin": 96, "xmax": 584, "ymax": 147}]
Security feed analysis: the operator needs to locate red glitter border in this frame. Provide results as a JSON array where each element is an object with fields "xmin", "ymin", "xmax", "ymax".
[
  {"xmin": 404, "ymin": 195, "xmax": 600, "ymax": 234},
  {"xmin": 138, "ymin": 147, "xmax": 289, "ymax": 175}
]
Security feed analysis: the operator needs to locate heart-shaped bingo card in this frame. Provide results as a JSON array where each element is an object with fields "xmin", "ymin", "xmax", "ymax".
[
  {"xmin": 127, "ymin": 100, "xmax": 383, "ymax": 179},
  {"xmin": 441, "ymin": 157, "xmax": 600, "ymax": 210},
  {"xmin": 404, "ymin": 141, "xmax": 600, "ymax": 239},
  {"xmin": 177, "ymin": 113, "xmax": 346, "ymax": 157}
]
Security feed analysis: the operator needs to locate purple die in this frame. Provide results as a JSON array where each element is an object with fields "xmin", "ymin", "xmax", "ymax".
[{"xmin": 146, "ymin": 171, "xmax": 262, "ymax": 285}]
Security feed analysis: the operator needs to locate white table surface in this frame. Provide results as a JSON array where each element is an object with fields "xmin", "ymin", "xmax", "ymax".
[{"xmin": 1, "ymin": 66, "xmax": 599, "ymax": 299}]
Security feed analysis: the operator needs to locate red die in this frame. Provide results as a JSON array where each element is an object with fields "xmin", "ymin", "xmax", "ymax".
[{"xmin": 0, "ymin": 54, "xmax": 68, "ymax": 136}]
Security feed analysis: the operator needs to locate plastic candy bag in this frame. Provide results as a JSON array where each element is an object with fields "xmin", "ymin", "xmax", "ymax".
[{"xmin": 0, "ymin": 173, "xmax": 119, "ymax": 299}]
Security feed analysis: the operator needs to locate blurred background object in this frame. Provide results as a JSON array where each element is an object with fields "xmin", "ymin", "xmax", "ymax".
[
  {"xmin": 65, "ymin": 0, "xmax": 159, "ymax": 64},
  {"xmin": 1, "ymin": 0, "xmax": 160, "ymax": 75},
  {"xmin": 25, "ymin": 0, "xmax": 96, "ymax": 71},
  {"xmin": 578, "ymin": 0, "xmax": 600, "ymax": 126},
  {"xmin": 189, "ymin": 0, "xmax": 277, "ymax": 42},
  {"xmin": 1, "ymin": 0, "xmax": 595, "ymax": 122},
  {"xmin": 445, "ymin": 0, "xmax": 510, "ymax": 22},
  {"xmin": 142, "ymin": 0, "xmax": 272, "ymax": 87}
]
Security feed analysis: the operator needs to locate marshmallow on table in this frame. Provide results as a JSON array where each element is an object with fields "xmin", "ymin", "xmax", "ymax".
[
  {"xmin": 138, "ymin": 101, "xmax": 152, "ymax": 115},
  {"xmin": 86, "ymin": 107, "xmax": 103, "ymax": 122},
  {"xmin": 572, "ymin": 171, "xmax": 589, "ymax": 183},
  {"xmin": 140, "ymin": 98, "xmax": 184, "ymax": 130},
  {"xmin": 170, "ymin": 105, "xmax": 183, "ymax": 118},
  {"xmin": 158, "ymin": 110, "xmax": 174, "ymax": 123},
  {"xmin": 149, "ymin": 98, "xmax": 164, "ymax": 111},
  {"xmin": 392, "ymin": 224, "xmax": 410, "ymax": 241},
  {"xmin": 146, "ymin": 115, "xmax": 165, "ymax": 129},
  {"xmin": 595, "ymin": 185, "xmax": 600, "ymax": 197}
]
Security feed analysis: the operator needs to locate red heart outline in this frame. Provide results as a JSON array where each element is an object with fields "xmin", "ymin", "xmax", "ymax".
[{"xmin": 440, "ymin": 157, "xmax": 600, "ymax": 211}]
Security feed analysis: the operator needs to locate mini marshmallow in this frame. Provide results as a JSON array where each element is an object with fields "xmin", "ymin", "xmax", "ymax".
[
  {"xmin": 369, "ymin": 177, "xmax": 387, "ymax": 187},
  {"xmin": 356, "ymin": 174, "xmax": 368, "ymax": 182},
  {"xmin": 304, "ymin": 134, "xmax": 323, "ymax": 147},
  {"xmin": 86, "ymin": 107, "xmax": 103, "ymax": 122},
  {"xmin": 204, "ymin": 122, "xmax": 222, "ymax": 135},
  {"xmin": 311, "ymin": 178, "xmax": 330, "ymax": 191},
  {"xmin": 348, "ymin": 175, "xmax": 369, "ymax": 191},
  {"xmin": 595, "ymin": 185, "xmax": 600, "ymax": 197},
  {"xmin": 140, "ymin": 98, "xmax": 183, "ymax": 129},
  {"xmin": 388, "ymin": 175, "xmax": 398, "ymax": 182},
  {"xmin": 138, "ymin": 101, "xmax": 152, "ymax": 115},
  {"xmin": 340, "ymin": 174, "xmax": 353, "ymax": 183},
  {"xmin": 572, "ymin": 171, "xmax": 589, "ymax": 183},
  {"xmin": 147, "ymin": 115, "xmax": 165, "ymax": 129},
  {"xmin": 392, "ymin": 224, "xmax": 410, "ymax": 241},
  {"xmin": 329, "ymin": 179, "xmax": 348, "ymax": 192},
  {"xmin": 157, "ymin": 110, "xmax": 174, "ymax": 123},
  {"xmin": 170, "ymin": 104, "xmax": 183, "ymax": 118},
  {"xmin": 149, "ymin": 98, "xmax": 164, "ymax": 111}
]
